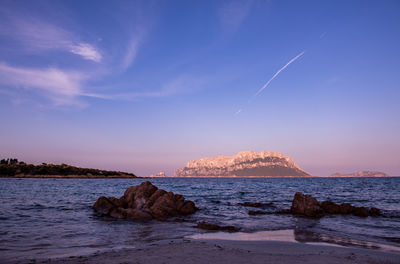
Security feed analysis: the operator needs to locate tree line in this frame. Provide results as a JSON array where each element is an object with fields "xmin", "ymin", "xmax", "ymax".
[{"xmin": 0, "ymin": 158, "xmax": 136, "ymax": 177}]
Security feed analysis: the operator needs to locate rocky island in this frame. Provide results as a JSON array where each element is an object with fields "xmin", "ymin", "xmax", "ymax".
[
  {"xmin": 149, "ymin": 171, "xmax": 167, "ymax": 178},
  {"xmin": 174, "ymin": 151, "xmax": 310, "ymax": 177},
  {"xmin": 328, "ymin": 171, "xmax": 390, "ymax": 177},
  {"xmin": 0, "ymin": 158, "xmax": 137, "ymax": 178}
]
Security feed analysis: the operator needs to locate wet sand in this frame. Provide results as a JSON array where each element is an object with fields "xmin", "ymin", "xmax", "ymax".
[{"xmin": 8, "ymin": 238, "xmax": 400, "ymax": 264}]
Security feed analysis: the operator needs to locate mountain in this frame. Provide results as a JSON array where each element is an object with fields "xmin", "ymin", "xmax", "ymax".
[
  {"xmin": 174, "ymin": 151, "xmax": 310, "ymax": 177},
  {"xmin": 328, "ymin": 171, "xmax": 390, "ymax": 177}
]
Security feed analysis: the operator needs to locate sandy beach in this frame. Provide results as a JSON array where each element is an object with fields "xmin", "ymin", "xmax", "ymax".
[{"xmin": 8, "ymin": 238, "xmax": 399, "ymax": 264}]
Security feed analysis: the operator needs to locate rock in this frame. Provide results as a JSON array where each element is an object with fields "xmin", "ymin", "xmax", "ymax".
[
  {"xmin": 108, "ymin": 197, "xmax": 127, "ymax": 208},
  {"xmin": 320, "ymin": 201, "xmax": 340, "ymax": 214},
  {"xmin": 242, "ymin": 202, "xmax": 263, "ymax": 208},
  {"xmin": 126, "ymin": 208, "xmax": 152, "ymax": 220},
  {"xmin": 110, "ymin": 207, "xmax": 127, "ymax": 219},
  {"xmin": 179, "ymin": 201, "xmax": 196, "ymax": 215},
  {"xmin": 242, "ymin": 202, "xmax": 276, "ymax": 209},
  {"xmin": 150, "ymin": 192, "xmax": 180, "ymax": 221},
  {"xmin": 248, "ymin": 210, "xmax": 267, "ymax": 215},
  {"xmin": 369, "ymin": 207, "xmax": 381, "ymax": 216},
  {"xmin": 220, "ymin": 225, "xmax": 240, "ymax": 232},
  {"xmin": 125, "ymin": 181, "xmax": 158, "ymax": 209},
  {"xmin": 290, "ymin": 192, "xmax": 324, "ymax": 217},
  {"xmin": 145, "ymin": 189, "xmax": 167, "ymax": 208},
  {"xmin": 93, "ymin": 181, "xmax": 197, "ymax": 221},
  {"xmin": 123, "ymin": 186, "xmax": 138, "ymax": 208},
  {"xmin": 339, "ymin": 203, "xmax": 354, "ymax": 215},
  {"xmin": 353, "ymin": 207, "xmax": 369, "ymax": 217},
  {"xmin": 288, "ymin": 192, "xmax": 382, "ymax": 218},
  {"xmin": 93, "ymin": 196, "xmax": 115, "ymax": 215},
  {"xmin": 196, "ymin": 222, "xmax": 220, "ymax": 230},
  {"xmin": 195, "ymin": 221, "xmax": 239, "ymax": 232}
]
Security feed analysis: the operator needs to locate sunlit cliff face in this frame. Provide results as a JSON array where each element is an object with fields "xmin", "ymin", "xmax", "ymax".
[{"xmin": 175, "ymin": 151, "xmax": 310, "ymax": 177}]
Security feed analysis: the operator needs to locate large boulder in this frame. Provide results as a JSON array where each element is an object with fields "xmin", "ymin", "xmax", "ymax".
[
  {"xmin": 124, "ymin": 181, "xmax": 158, "ymax": 209},
  {"xmin": 93, "ymin": 181, "xmax": 197, "ymax": 221},
  {"xmin": 290, "ymin": 192, "xmax": 324, "ymax": 217},
  {"xmin": 289, "ymin": 192, "xmax": 381, "ymax": 218}
]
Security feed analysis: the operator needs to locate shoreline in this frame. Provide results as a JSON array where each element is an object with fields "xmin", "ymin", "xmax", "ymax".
[
  {"xmin": 1, "ymin": 175, "xmax": 398, "ymax": 179},
  {"xmin": 0, "ymin": 174, "xmax": 140, "ymax": 178},
  {"xmin": 8, "ymin": 238, "xmax": 400, "ymax": 264}
]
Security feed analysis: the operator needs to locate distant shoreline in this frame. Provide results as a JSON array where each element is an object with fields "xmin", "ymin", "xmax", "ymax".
[
  {"xmin": 1, "ymin": 175, "xmax": 398, "ymax": 179},
  {"xmin": 0, "ymin": 174, "xmax": 140, "ymax": 178},
  {"xmin": 149, "ymin": 175, "xmax": 398, "ymax": 178},
  {"xmin": 152, "ymin": 175, "xmax": 315, "ymax": 178},
  {"xmin": 0, "ymin": 159, "xmax": 138, "ymax": 178}
]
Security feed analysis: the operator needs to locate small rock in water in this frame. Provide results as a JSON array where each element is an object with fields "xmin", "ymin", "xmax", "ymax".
[
  {"xmin": 242, "ymin": 202, "xmax": 263, "ymax": 208},
  {"xmin": 241, "ymin": 201, "xmax": 276, "ymax": 209},
  {"xmin": 196, "ymin": 222, "xmax": 220, "ymax": 230},
  {"xmin": 93, "ymin": 181, "xmax": 197, "ymax": 221},
  {"xmin": 248, "ymin": 210, "xmax": 267, "ymax": 215},
  {"xmin": 369, "ymin": 207, "xmax": 381, "ymax": 216},
  {"xmin": 289, "ymin": 192, "xmax": 381, "ymax": 218},
  {"xmin": 195, "ymin": 221, "xmax": 239, "ymax": 232}
]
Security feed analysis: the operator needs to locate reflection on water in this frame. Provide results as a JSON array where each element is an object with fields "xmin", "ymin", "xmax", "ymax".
[
  {"xmin": 190, "ymin": 229, "xmax": 400, "ymax": 252},
  {"xmin": 190, "ymin": 230, "xmax": 297, "ymax": 242},
  {"xmin": 294, "ymin": 229, "xmax": 400, "ymax": 252}
]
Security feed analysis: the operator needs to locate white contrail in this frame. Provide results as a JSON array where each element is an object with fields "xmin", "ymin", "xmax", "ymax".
[
  {"xmin": 254, "ymin": 51, "xmax": 305, "ymax": 97},
  {"xmin": 234, "ymin": 51, "xmax": 305, "ymax": 115}
]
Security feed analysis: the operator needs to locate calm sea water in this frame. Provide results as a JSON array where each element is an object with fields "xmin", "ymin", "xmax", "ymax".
[{"xmin": 0, "ymin": 177, "xmax": 399, "ymax": 261}]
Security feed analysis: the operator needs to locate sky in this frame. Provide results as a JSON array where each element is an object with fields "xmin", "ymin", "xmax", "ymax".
[{"xmin": 1, "ymin": 0, "xmax": 400, "ymax": 176}]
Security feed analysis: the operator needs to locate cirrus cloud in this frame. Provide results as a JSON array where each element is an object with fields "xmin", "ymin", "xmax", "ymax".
[
  {"xmin": 219, "ymin": 0, "xmax": 253, "ymax": 33},
  {"xmin": 70, "ymin": 43, "xmax": 102, "ymax": 62},
  {"xmin": 0, "ymin": 11, "xmax": 102, "ymax": 62},
  {"xmin": 0, "ymin": 62, "xmax": 88, "ymax": 106}
]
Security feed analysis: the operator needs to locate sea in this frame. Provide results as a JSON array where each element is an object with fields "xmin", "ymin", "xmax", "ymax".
[{"xmin": 0, "ymin": 177, "xmax": 399, "ymax": 262}]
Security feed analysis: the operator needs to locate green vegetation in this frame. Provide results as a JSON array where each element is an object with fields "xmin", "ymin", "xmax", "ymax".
[{"xmin": 0, "ymin": 158, "xmax": 137, "ymax": 177}]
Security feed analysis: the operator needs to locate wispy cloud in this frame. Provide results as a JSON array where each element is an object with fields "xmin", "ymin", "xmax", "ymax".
[
  {"xmin": 235, "ymin": 51, "xmax": 305, "ymax": 115},
  {"xmin": 93, "ymin": 75, "xmax": 206, "ymax": 101},
  {"xmin": 0, "ymin": 2, "xmax": 159, "ymax": 107},
  {"xmin": 0, "ymin": 13, "xmax": 102, "ymax": 62},
  {"xmin": 70, "ymin": 43, "xmax": 102, "ymax": 62},
  {"xmin": 0, "ymin": 62, "xmax": 88, "ymax": 106},
  {"xmin": 219, "ymin": 0, "xmax": 253, "ymax": 33},
  {"xmin": 121, "ymin": 36, "xmax": 141, "ymax": 71}
]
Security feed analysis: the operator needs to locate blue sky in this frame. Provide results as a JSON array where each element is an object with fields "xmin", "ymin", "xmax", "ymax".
[{"xmin": 1, "ymin": 0, "xmax": 399, "ymax": 176}]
